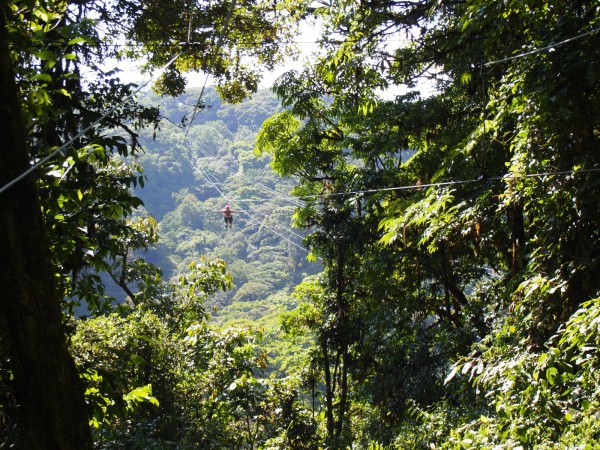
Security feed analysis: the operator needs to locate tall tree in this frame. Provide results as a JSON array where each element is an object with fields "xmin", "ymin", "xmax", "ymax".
[{"xmin": 0, "ymin": 2, "xmax": 93, "ymax": 447}]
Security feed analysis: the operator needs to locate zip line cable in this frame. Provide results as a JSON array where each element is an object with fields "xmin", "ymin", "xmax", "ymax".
[
  {"xmin": 294, "ymin": 167, "xmax": 600, "ymax": 200},
  {"xmin": 187, "ymin": 121, "xmax": 600, "ymax": 207},
  {"xmin": 242, "ymin": 206, "xmax": 313, "ymax": 255},
  {"xmin": 190, "ymin": 140, "xmax": 305, "ymax": 207},
  {"xmin": 192, "ymin": 144, "xmax": 309, "ymax": 246},
  {"xmin": 164, "ymin": 165, "xmax": 600, "ymax": 203},
  {"xmin": 236, "ymin": 196, "xmax": 307, "ymax": 242},
  {"xmin": 485, "ymin": 26, "xmax": 600, "ymax": 67},
  {"xmin": 296, "ymin": 178, "xmax": 481, "ymax": 199}
]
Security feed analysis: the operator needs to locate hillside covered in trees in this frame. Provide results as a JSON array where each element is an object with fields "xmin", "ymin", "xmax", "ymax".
[
  {"xmin": 2, "ymin": 0, "xmax": 600, "ymax": 449},
  {"xmin": 135, "ymin": 88, "xmax": 317, "ymax": 310}
]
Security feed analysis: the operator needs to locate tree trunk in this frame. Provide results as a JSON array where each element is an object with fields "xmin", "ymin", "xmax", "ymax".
[
  {"xmin": 321, "ymin": 336, "xmax": 335, "ymax": 439},
  {"xmin": 0, "ymin": 7, "xmax": 93, "ymax": 449}
]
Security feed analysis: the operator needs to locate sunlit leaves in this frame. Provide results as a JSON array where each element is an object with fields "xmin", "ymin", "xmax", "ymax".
[
  {"xmin": 446, "ymin": 297, "xmax": 600, "ymax": 448},
  {"xmin": 255, "ymin": 111, "xmax": 301, "ymax": 169},
  {"xmin": 123, "ymin": 384, "xmax": 159, "ymax": 410}
]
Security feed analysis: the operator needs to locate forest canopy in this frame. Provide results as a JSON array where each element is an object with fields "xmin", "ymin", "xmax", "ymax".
[{"xmin": 1, "ymin": 0, "xmax": 600, "ymax": 449}]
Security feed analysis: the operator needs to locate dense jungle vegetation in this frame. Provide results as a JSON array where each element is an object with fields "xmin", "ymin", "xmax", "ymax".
[{"xmin": 1, "ymin": 0, "xmax": 600, "ymax": 449}]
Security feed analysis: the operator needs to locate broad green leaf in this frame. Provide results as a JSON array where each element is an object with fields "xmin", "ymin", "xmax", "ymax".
[
  {"xmin": 68, "ymin": 36, "xmax": 95, "ymax": 45},
  {"xmin": 130, "ymin": 355, "xmax": 147, "ymax": 366},
  {"xmin": 545, "ymin": 367, "xmax": 558, "ymax": 385},
  {"xmin": 30, "ymin": 73, "xmax": 52, "ymax": 82},
  {"xmin": 582, "ymin": 399, "xmax": 591, "ymax": 411},
  {"xmin": 35, "ymin": 50, "xmax": 57, "ymax": 61}
]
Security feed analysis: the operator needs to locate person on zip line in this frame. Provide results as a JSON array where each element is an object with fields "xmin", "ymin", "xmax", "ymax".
[{"xmin": 215, "ymin": 203, "xmax": 243, "ymax": 228}]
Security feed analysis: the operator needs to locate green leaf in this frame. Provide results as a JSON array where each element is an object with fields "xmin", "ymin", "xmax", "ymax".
[
  {"xmin": 582, "ymin": 399, "xmax": 591, "ymax": 411},
  {"xmin": 35, "ymin": 50, "xmax": 57, "ymax": 61},
  {"xmin": 68, "ymin": 36, "xmax": 95, "ymax": 45},
  {"xmin": 124, "ymin": 384, "xmax": 159, "ymax": 407},
  {"xmin": 130, "ymin": 355, "xmax": 147, "ymax": 366},
  {"xmin": 546, "ymin": 367, "xmax": 558, "ymax": 385},
  {"xmin": 30, "ymin": 73, "xmax": 52, "ymax": 82}
]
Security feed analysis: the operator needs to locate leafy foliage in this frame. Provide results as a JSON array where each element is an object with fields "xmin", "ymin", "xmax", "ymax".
[
  {"xmin": 254, "ymin": 0, "xmax": 600, "ymax": 447},
  {"xmin": 444, "ymin": 297, "xmax": 600, "ymax": 449},
  {"xmin": 71, "ymin": 259, "xmax": 321, "ymax": 448}
]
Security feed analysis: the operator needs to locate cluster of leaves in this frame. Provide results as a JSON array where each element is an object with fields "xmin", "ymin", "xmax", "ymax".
[
  {"xmin": 71, "ymin": 260, "xmax": 320, "ymax": 449},
  {"xmin": 109, "ymin": 0, "xmax": 307, "ymax": 100},
  {"xmin": 255, "ymin": 0, "xmax": 600, "ymax": 447},
  {"xmin": 445, "ymin": 296, "xmax": 600, "ymax": 449}
]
